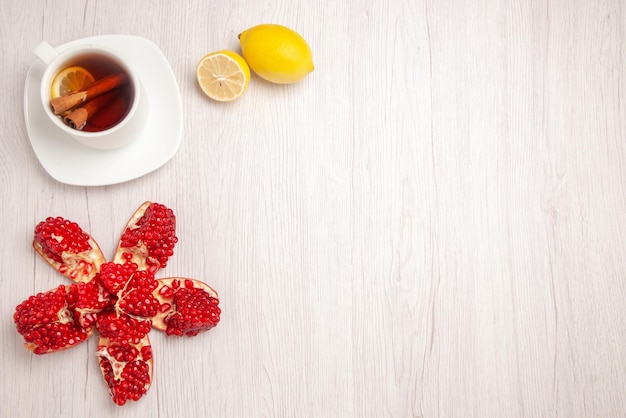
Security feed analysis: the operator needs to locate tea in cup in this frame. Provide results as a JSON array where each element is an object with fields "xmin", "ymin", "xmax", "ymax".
[{"xmin": 35, "ymin": 41, "xmax": 148, "ymax": 150}]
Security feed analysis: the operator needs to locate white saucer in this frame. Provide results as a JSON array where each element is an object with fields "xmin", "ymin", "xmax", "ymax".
[{"xmin": 24, "ymin": 35, "xmax": 183, "ymax": 186}]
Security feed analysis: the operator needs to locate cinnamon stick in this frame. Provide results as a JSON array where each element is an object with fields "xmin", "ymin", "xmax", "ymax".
[
  {"xmin": 50, "ymin": 72, "xmax": 128, "ymax": 115},
  {"xmin": 63, "ymin": 90, "xmax": 120, "ymax": 130}
]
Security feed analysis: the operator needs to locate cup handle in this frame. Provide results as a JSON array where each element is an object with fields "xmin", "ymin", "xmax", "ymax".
[{"xmin": 34, "ymin": 41, "xmax": 58, "ymax": 65}]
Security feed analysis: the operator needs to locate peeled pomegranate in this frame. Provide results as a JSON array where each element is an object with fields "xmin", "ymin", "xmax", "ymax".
[{"xmin": 13, "ymin": 202, "xmax": 220, "ymax": 406}]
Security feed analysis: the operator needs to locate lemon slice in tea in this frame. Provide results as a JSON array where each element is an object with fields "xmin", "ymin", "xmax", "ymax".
[{"xmin": 50, "ymin": 66, "xmax": 95, "ymax": 99}]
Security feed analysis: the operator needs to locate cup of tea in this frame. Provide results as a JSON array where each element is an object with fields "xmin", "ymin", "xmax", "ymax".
[{"xmin": 35, "ymin": 41, "xmax": 149, "ymax": 150}]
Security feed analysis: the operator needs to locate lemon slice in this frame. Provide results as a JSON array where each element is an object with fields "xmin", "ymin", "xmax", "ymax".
[
  {"xmin": 50, "ymin": 66, "xmax": 95, "ymax": 99},
  {"xmin": 196, "ymin": 51, "xmax": 250, "ymax": 101}
]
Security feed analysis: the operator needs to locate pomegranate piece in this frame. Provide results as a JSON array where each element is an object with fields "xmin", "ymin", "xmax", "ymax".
[
  {"xmin": 97, "ymin": 334, "xmax": 153, "ymax": 405},
  {"xmin": 152, "ymin": 278, "xmax": 221, "ymax": 336},
  {"xmin": 14, "ymin": 284, "xmax": 94, "ymax": 354},
  {"xmin": 113, "ymin": 201, "xmax": 178, "ymax": 274},
  {"xmin": 33, "ymin": 216, "xmax": 106, "ymax": 283}
]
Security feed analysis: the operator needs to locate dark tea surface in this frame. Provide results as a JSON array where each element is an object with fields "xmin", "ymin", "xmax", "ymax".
[{"xmin": 50, "ymin": 52, "xmax": 134, "ymax": 132}]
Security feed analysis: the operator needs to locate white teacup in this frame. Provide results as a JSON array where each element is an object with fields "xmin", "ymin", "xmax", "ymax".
[{"xmin": 35, "ymin": 41, "xmax": 149, "ymax": 150}]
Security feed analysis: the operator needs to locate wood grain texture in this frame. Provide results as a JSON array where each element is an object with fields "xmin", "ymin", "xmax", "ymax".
[{"xmin": 1, "ymin": 0, "xmax": 625, "ymax": 417}]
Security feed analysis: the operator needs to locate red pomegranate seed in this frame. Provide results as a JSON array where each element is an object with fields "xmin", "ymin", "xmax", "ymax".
[{"xmin": 158, "ymin": 284, "xmax": 175, "ymax": 298}]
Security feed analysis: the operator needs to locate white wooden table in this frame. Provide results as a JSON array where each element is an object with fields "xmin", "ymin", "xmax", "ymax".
[{"xmin": 1, "ymin": 1, "xmax": 626, "ymax": 417}]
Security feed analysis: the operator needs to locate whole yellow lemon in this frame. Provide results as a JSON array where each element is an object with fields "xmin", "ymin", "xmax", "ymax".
[{"xmin": 238, "ymin": 24, "xmax": 314, "ymax": 84}]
